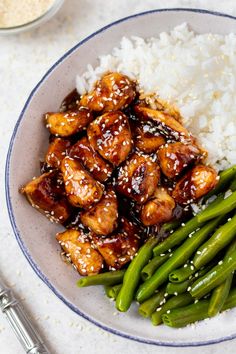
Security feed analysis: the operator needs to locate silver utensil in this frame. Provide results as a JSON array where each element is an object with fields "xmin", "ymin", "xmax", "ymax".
[{"xmin": 0, "ymin": 278, "xmax": 50, "ymax": 353}]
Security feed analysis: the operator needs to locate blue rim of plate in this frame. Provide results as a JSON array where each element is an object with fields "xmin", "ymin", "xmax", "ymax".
[{"xmin": 5, "ymin": 8, "xmax": 236, "ymax": 347}]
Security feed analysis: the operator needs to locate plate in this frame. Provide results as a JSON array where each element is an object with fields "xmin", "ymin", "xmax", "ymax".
[{"xmin": 5, "ymin": 8, "xmax": 236, "ymax": 346}]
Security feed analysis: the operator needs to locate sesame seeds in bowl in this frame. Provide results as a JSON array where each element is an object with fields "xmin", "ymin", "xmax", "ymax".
[{"xmin": 0, "ymin": 0, "xmax": 64, "ymax": 35}]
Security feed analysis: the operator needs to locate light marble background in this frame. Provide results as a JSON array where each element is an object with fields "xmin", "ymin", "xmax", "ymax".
[{"xmin": 1, "ymin": 1, "xmax": 236, "ymax": 353}]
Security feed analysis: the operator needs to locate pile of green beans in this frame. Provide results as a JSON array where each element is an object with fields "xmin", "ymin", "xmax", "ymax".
[
  {"xmin": 77, "ymin": 165, "xmax": 236, "ymax": 328},
  {"xmin": 136, "ymin": 216, "xmax": 225, "ymax": 303}
]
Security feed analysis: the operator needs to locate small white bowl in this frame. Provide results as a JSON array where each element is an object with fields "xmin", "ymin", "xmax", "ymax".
[
  {"xmin": 5, "ymin": 8, "xmax": 236, "ymax": 347},
  {"xmin": 0, "ymin": 0, "xmax": 64, "ymax": 35}
]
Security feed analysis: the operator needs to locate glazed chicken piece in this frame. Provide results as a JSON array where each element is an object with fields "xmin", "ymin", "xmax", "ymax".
[
  {"xmin": 134, "ymin": 105, "xmax": 192, "ymax": 143},
  {"xmin": 80, "ymin": 72, "xmax": 136, "ymax": 112},
  {"xmin": 158, "ymin": 142, "xmax": 204, "ymax": 179},
  {"xmin": 117, "ymin": 152, "xmax": 160, "ymax": 204},
  {"xmin": 20, "ymin": 171, "xmax": 71, "ymax": 223},
  {"xmin": 45, "ymin": 138, "xmax": 71, "ymax": 169},
  {"xmin": 45, "ymin": 107, "xmax": 93, "ymax": 137},
  {"xmin": 92, "ymin": 217, "xmax": 140, "ymax": 269},
  {"xmin": 140, "ymin": 187, "xmax": 175, "ymax": 226},
  {"xmin": 81, "ymin": 187, "xmax": 118, "ymax": 236},
  {"xmin": 56, "ymin": 229, "xmax": 103, "ymax": 275},
  {"xmin": 134, "ymin": 120, "xmax": 166, "ymax": 154},
  {"xmin": 87, "ymin": 111, "xmax": 132, "ymax": 166},
  {"xmin": 69, "ymin": 136, "xmax": 113, "ymax": 182},
  {"xmin": 172, "ymin": 164, "xmax": 218, "ymax": 205},
  {"xmin": 139, "ymin": 94, "xmax": 182, "ymax": 121},
  {"xmin": 61, "ymin": 157, "xmax": 104, "ymax": 208}
]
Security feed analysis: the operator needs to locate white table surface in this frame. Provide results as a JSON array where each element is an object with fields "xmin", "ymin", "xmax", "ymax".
[{"xmin": 1, "ymin": 1, "xmax": 236, "ymax": 353}]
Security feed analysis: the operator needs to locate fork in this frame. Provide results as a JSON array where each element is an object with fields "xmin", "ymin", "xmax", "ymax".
[{"xmin": 0, "ymin": 277, "xmax": 50, "ymax": 353}]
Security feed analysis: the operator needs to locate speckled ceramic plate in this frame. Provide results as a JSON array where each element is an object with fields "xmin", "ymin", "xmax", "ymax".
[{"xmin": 5, "ymin": 8, "xmax": 236, "ymax": 347}]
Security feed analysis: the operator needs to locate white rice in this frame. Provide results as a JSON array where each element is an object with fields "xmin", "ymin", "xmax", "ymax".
[{"xmin": 76, "ymin": 23, "xmax": 236, "ymax": 171}]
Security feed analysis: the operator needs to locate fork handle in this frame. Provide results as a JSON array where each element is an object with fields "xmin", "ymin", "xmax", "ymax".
[{"xmin": 0, "ymin": 283, "xmax": 50, "ymax": 354}]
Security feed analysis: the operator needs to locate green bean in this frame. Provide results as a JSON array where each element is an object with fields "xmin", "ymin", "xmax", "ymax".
[
  {"xmin": 202, "ymin": 165, "xmax": 236, "ymax": 202},
  {"xmin": 153, "ymin": 216, "xmax": 203, "ymax": 257},
  {"xmin": 208, "ymin": 274, "xmax": 233, "ymax": 317},
  {"xmin": 104, "ymin": 285, "xmax": 112, "ymax": 298},
  {"xmin": 169, "ymin": 260, "xmax": 216, "ymax": 283},
  {"xmin": 193, "ymin": 214, "xmax": 236, "ymax": 269},
  {"xmin": 222, "ymin": 288, "xmax": 236, "ymax": 311},
  {"xmin": 208, "ymin": 239, "xmax": 236, "ymax": 316},
  {"xmin": 104, "ymin": 284, "xmax": 122, "ymax": 299},
  {"xmin": 151, "ymin": 293, "xmax": 193, "ymax": 326},
  {"xmin": 116, "ymin": 236, "xmax": 158, "ymax": 312},
  {"xmin": 197, "ymin": 190, "xmax": 236, "ymax": 223},
  {"xmin": 138, "ymin": 287, "xmax": 166, "ymax": 318},
  {"xmin": 141, "ymin": 254, "xmax": 170, "ymax": 281},
  {"xmin": 161, "ymin": 219, "xmax": 184, "ymax": 233},
  {"xmin": 77, "ymin": 270, "xmax": 125, "ymax": 287},
  {"xmin": 166, "ymin": 280, "xmax": 191, "ymax": 295},
  {"xmin": 111, "ymin": 284, "xmax": 122, "ymax": 299},
  {"xmin": 136, "ymin": 217, "xmax": 223, "ymax": 303},
  {"xmin": 202, "ymin": 193, "xmax": 225, "ymax": 208},
  {"xmin": 169, "ymin": 263, "xmax": 195, "ymax": 283},
  {"xmin": 162, "ymin": 300, "xmax": 209, "ymax": 327},
  {"xmin": 190, "ymin": 243, "xmax": 236, "ymax": 299}
]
